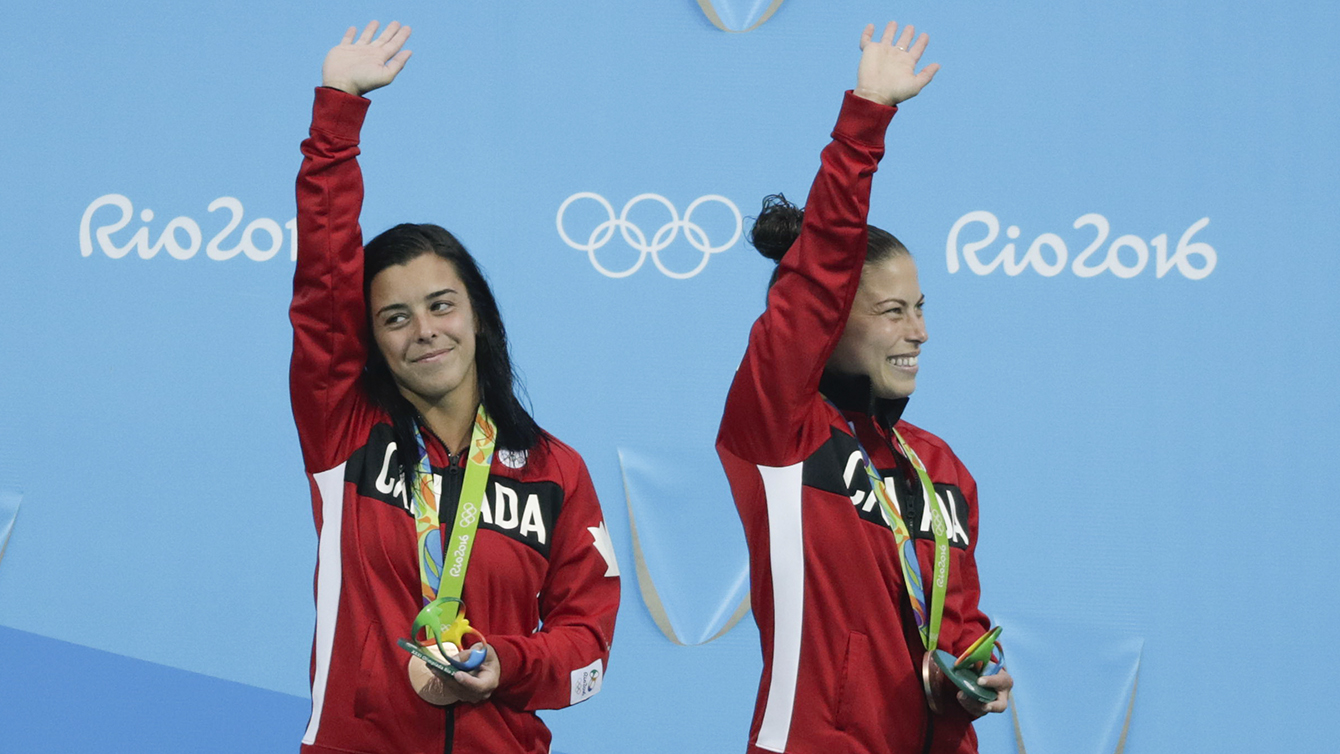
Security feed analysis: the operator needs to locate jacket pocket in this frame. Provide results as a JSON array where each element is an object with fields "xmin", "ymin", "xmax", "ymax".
[
  {"xmin": 835, "ymin": 630, "xmax": 876, "ymax": 734},
  {"xmin": 353, "ymin": 621, "xmax": 384, "ymax": 720}
]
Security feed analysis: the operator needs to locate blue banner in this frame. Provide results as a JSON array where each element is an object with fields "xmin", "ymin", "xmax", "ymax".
[{"xmin": 1, "ymin": 1, "xmax": 1337, "ymax": 752}]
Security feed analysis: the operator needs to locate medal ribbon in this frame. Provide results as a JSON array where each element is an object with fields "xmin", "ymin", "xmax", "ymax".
[
  {"xmin": 837, "ymin": 411, "xmax": 951, "ymax": 652},
  {"xmin": 409, "ymin": 405, "xmax": 497, "ymax": 624}
]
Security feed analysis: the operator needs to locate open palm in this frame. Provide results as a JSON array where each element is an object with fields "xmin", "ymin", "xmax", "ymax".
[
  {"xmin": 854, "ymin": 21, "xmax": 940, "ymax": 106},
  {"xmin": 322, "ymin": 20, "xmax": 413, "ymax": 96}
]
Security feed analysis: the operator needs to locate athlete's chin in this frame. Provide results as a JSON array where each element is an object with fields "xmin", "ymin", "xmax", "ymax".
[
  {"xmin": 394, "ymin": 367, "xmax": 472, "ymax": 407},
  {"xmin": 873, "ymin": 375, "xmax": 916, "ymax": 401}
]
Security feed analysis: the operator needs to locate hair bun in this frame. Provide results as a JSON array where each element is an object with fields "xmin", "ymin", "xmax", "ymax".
[{"xmin": 749, "ymin": 193, "xmax": 804, "ymax": 263}]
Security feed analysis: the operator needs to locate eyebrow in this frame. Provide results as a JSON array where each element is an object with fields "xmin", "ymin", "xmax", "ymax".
[
  {"xmin": 872, "ymin": 295, "xmax": 925, "ymax": 308},
  {"xmin": 375, "ymin": 288, "xmax": 458, "ymax": 318}
]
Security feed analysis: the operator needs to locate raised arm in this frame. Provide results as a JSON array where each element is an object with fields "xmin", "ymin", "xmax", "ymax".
[
  {"xmin": 290, "ymin": 22, "xmax": 413, "ymax": 472},
  {"xmin": 719, "ymin": 22, "xmax": 938, "ymax": 466}
]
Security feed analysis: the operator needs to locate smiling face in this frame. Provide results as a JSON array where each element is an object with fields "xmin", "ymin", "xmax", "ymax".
[
  {"xmin": 827, "ymin": 254, "xmax": 927, "ymax": 399},
  {"xmin": 368, "ymin": 253, "xmax": 478, "ymax": 412}
]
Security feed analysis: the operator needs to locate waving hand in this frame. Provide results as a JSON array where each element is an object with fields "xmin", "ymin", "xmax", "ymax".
[
  {"xmin": 322, "ymin": 20, "xmax": 413, "ymax": 96},
  {"xmin": 853, "ymin": 21, "xmax": 940, "ymax": 106}
]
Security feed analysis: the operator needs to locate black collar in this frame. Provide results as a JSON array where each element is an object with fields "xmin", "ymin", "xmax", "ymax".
[{"xmin": 819, "ymin": 370, "xmax": 909, "ymax": 429}]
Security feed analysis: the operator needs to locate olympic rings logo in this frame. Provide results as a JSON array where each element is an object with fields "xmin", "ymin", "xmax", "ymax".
[
  {"xmin": 556, "ymin": 193, "xmax": 742, "ymax": 279},
  {"xmin": 458, "ymin": 502, "xmax": 479, "ymax": 528}
]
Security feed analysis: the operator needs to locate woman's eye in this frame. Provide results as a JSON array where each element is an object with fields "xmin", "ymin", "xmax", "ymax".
[
  {"xmin": 384, "ymin": 314, "xmax": 407, "ymax": 327},
  {"xmin": 431, "ymin": 300, "xmax": 454, "ymax": 313}
]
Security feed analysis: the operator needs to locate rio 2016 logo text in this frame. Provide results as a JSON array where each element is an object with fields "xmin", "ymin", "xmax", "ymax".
[
  {"xmin": 947, "ymin": 211, "xmax": 1217, "ymax": 280},
  {"xmin": 80, "ymin": 194, "xmax": 295, "ymax": 261}
]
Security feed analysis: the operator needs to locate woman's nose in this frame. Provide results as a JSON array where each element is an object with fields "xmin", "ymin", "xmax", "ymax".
[
  {"xmin": 909, "ymin": 314, "xmax": 928, "ymax": 344},
  {"xmin": 414, "ymin": 315, "xmax": 437, "ymax": 341}
]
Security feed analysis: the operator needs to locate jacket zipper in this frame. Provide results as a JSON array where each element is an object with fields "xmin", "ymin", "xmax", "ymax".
[{"xmin": 441, "ymin": 451, "xmax": 463, "ymax": 754}]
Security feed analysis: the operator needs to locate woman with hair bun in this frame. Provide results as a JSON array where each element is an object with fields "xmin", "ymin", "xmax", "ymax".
[
  {"xmin": 289, "ymin": 21, "xmax": 618, "ymax": 754},
  {"xmin": 717, "ymin": 22, "xmax": 1012, "ymax": 754}
]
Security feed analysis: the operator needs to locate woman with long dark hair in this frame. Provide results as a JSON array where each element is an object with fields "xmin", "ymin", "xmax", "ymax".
[
  {"xmin": 290, "ymin": 21, "xmax": 619, "ymax": 754},
  {"xmin": 717, "ymin": 22, "xmax": 1012, "ymax": 754}
]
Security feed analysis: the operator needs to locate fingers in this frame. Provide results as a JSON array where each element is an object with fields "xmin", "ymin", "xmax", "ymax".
[
  {"xmin": 386, "ymin": 49, "xmax": 412, "ymax": 76},
  {"xmin": 957, "ymin": 692, "xmax": 987, "ymax": 717},
  {"xmin": 880, "ymin": 20, "xmax": 899, "ymax": 45},
  {"xmin": 374, "ymin": 20, "xmax": 399, "ymax": 45},
  {"xmin": 977, "ymin": 669, "xmax": 1013, "ymax": 690},
  {"xmin": 911, "ymin": 62, "xmax": 940, "ymax": 90},
  {"xmin": 455, "ymin": 642, "xmax": 483, "ymax": 664},
  {"xmin": 452, "ymin": 669, "xmax": 488, "ymax": 692},
  {"xmin": 440, "ymin": 644, "xmax": 497, "ymax": 701},
  {"xmin": 382, "ymin": 23, "xmax": 412, "ymax": 58},
  {"xmin": 956, "ymin": 690, "xmax": 1007, "ymax": 716},
  {"xmin": 341, "ymin": 26, "xmax": 357, "ymax": 45},
  {"xmin": 859, "ymin": 23, "xmax": 874, "ymax": 50},
  {"xmin": 959, "ymin": 691, "xmax": 1008, "ymax": 715},
  {"xmin": 861, "ymin": 22, "xmax": 921, "ymax": 55},
  {"xmin": 895, "ymin": 23, "xmax": 915, "ymax": 51},
  {"xmin": 908, "ymin": 31, "xmax": 930, "ymax": 59},
  {"xmin": 357, "ymin": 20, "xmax": 379, "ymax": 45}
]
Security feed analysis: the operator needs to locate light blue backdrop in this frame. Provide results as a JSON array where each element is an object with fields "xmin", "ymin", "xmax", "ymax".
[{"xmin": 2, "ymin": 1, "xmax": 1338, "ymax": 752}]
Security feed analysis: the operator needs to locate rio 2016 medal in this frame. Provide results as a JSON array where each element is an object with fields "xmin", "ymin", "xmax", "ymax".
[
  {"xmin": 401, "ymin": 407, "xmax": 494, "ymax": 697},
  {"xmin": 405, "ymin": 640, "xmax": 464, "ymax": 706},
  {"xmin": 922, "ymin": 626, "xmax": 1005, "ymax": 711}
]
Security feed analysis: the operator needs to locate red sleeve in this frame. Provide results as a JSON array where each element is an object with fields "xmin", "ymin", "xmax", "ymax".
[
  {"xmin": 290, "ymin": 87, "xmax": 373, "ymax": 472},
  {"xmin": 717, "ymin": 92, "xmax": 897, "ymax": 467},
  {"xmin": 489, "ymin": 452, "xmax": 620, "ymax": 711}
]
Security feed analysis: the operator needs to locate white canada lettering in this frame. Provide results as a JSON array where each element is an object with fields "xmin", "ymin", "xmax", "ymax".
[
  {"xmin": 919, "ymin": 490, "xmax": 969, "ymax": 546},
  {"xmin": 481, "ymin": 483, "xmax": 550, "ymax": 545},
  {"xmin": 841, "ymin": 451, "xmax": 862, "ymax": 488},
  {"xmin": 841, "ymin": 451, "xmax": 872, "ymax": 511},
  {"xmin": 518, "ymin": 494, "xmax": 547, "ymax": 545},
  {"xmin": 376, "ymin": 443, "xmax": 398, "ymax": 495},
  {"xmin": 493, "ymin": 485, "xmax": 520, "ymax": 529},
  {"xmin": 373, "ymin": 441, "xmax": 411, "ymax": 507},
  {"xmin": 941, "ymin": 490, "xmax": 969, "ymax": 546}
]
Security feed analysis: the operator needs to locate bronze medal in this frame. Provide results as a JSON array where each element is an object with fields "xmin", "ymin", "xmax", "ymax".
[
  {"xmin": 407, "ymin": 642, "xmax": 462, "ymax": 706},
  {"xmin": 921, "ymin": 651, "xmax": 945, "ymax": 714}
]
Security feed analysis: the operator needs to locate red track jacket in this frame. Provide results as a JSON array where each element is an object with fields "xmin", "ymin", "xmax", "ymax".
[
  {"xmin": 291, "ymin": 87, "xmax": 620, "ymax": 754},
  {"xmin": 717, "ymin": 92, "xmax": 992, "ymax": 754}
]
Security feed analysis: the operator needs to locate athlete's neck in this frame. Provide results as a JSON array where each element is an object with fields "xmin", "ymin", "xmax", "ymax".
[{"xmin": 402, "ymin": 370, "xmax": 481, "ymax": 456}]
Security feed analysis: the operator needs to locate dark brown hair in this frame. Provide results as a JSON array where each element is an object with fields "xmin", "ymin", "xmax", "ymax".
[
  {"xmin": 362, "ymin": 223, "xmax": 543, "ymax": 483},
  {"xmin": 749, "ymin": 193, "xmax": 908, "ymax": 287}
]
